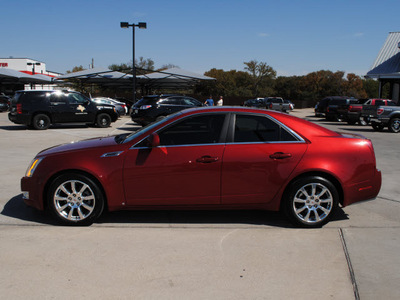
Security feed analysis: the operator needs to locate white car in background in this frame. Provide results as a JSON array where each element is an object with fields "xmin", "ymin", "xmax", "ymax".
[{"xmin": 92, "ymin": 97, "xmax": 128, "ymax": 116}]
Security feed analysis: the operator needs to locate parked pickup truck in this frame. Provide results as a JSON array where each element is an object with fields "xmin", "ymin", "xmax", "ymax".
[
  {"xmin": 363, "ymin": 102, "xmax": 400, "ymax": 132},
  {"xmin": 263, "ymin": 97, "xmax": 291, "ymax": 112},
  {"xmin": 338, "ymin": 98, "xmax": 394, "ymax": 125}
]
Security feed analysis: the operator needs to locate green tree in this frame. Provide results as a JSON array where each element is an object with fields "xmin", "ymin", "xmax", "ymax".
[
  {"xmin": 244, "ymin": 60, "xmax": 276, "ymax": 97},
  {"xmin": 109, "ymin": 57, "xmax": 155, "ymax": 74},
  {"xmin": 66, "ymin": 65, "xmax": 85, "ymax": 74}
]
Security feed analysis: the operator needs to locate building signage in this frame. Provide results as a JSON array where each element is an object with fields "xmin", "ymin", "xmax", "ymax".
[{"xmin": 0, "ymin": 63, "xmax": 8, "ymax": 67}]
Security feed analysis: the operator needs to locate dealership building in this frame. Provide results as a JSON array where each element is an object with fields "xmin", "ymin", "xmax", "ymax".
[{"xmin": 0, "ymin": 57, "xmax": 62, "ymax": 93}]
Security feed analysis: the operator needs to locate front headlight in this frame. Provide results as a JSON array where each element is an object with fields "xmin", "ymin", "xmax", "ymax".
[{"xmin": 25, "ymin": 158, "xmax": 43, "ymax": 177}]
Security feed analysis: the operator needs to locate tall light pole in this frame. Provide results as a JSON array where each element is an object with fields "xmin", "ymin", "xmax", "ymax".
[{"xmin": 120, "ymin": 21, "xmax": 147, "ymax": 104}]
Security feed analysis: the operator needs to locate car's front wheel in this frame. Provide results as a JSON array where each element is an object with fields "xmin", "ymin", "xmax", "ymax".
[
  {"xmin": 47, "ymin": 173, "xmax": 105, "ymax": 225},
  {"xmin": 388, "ymin": 118, "xmax": 400, "ymax": 133},
  {"xmin": 283, "ymin": 176, "xmax": 339, "ymax": 228}
]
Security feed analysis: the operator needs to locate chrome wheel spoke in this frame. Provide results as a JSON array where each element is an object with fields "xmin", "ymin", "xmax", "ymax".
[
  {"xmin": 57, "ymin": 203, "xmax": 69, "ymax": 213},
  {"xmin": 78, "ymin": 183, "xmax": 89, "ymax": 195},
  {"xmin": 81, "ymin": 202, "xmax": 94, "ymax": 212},
  {"xmin": 292, "ymin": 182, "xmax": 333, "ymax": 224},
  {"xmin": 53, "ymin": 179, "xmax": 96, "ymax": 222},
  {"xmin": 295, "ymin": 206, "xmax": 307, "ymax": 214}
]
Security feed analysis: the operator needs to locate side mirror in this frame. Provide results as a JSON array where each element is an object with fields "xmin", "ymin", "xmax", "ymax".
[{"xmin": 145, "ymin": 133, "xmax": 160, "ymax": 148}]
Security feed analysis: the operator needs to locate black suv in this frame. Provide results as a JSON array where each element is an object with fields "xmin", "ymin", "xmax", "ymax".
[
  {"xmin": 8, "ymin": 90, "xmax": 119, "ymax": 130},
  {"xmin": 315, "ymin": 96, "xmax": 357, "ymax": 120},
  {"xmin": 131, "ymin": 94, "xmax": 203, "ymax": 125}
]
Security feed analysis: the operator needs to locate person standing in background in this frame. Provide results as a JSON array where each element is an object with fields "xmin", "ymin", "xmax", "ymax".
[
  {"xmin": 204, "ymin": 96, "xmax": 214, "ymax": 106},
  {"xmin": 217, "ymin": 96, "xmax": 223, "ymax": 106}
]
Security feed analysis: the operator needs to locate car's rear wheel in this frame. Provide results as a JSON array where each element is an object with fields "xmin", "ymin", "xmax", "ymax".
[
  {"xmin": 388, "ymin": 118, "xmax": 400, "ymax": 133},
  {"xmin": 283, "ymin": 176, "xmax": 338, "ymax": 228},
  {"xmin": 47, "ymin": 173, "xmax": 104, "ymax": 225},
  {"xmin": 96, "ymin": 113, "xmax": 111, "ymax": 128},
  {"xmin": 32, "ymin": 114, "xmax": 50, "ymax": 130},
  {"xmin": 372, "ymin": 123, "xmax": 385, "ymax": 131}
]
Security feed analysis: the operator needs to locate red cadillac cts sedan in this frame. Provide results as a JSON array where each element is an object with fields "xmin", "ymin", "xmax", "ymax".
[{"xmin": 21, "ymin": 107, "xmax": 381, "ymax": 227}]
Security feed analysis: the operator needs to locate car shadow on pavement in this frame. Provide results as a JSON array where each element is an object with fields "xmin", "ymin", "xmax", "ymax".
[
  {"xmin": 1, "ymin": 194, "xmax": 57, "ymax": 225},
  {"xmin": 0, "ymin": 125, "xmax": 29, "ymax": 131},
  {"xmin": 2, "ymin": 194, "xmax": 349, "ymax": 228}
]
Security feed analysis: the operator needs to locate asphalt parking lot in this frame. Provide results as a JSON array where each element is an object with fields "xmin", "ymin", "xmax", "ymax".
[{"xmin": 0, "ymin": 109, "xmax": 399, "ymax": 299}]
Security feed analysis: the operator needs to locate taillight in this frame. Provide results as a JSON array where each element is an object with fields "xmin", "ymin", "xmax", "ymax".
[
  {"xmin": 140, "ymin": 105, "xmax": 152, "ymax": 110},
  {"xmin": 17, "ymin": 103, "xmax": 22, "ymax": 114},
  {"xmin": 348, "ymin": 105, "xmax": 353, "ymax": 111},
  {"xmin": 269, "ymin": 104, "xmax": 272, "ymax": 109},
  {"xmin": 326, "ymin": 107, "xmax": 330, "ymax": 112},
  {"xmin": 377, "ymin": 108, "xmax": 384, "ymax": 115}
]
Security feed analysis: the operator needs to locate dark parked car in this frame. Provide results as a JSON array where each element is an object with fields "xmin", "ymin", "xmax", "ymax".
[
  {"xmin": 8, "ymin": 90, "xmax": 119, "ymax": 130},
  {"xmin": 243, "ymin": 99, "xmax": 265, "ymax": 108},
  {"xmin": 0, "ymin": 94, "xmax": 10, "ymax": 112},
  {"xmin": 21, "ymin": 107, "xmax": 381, "ymax": 228},
  {"xmin": 131, "ymin": 94, "xmax": 203, "ymax": 125}
]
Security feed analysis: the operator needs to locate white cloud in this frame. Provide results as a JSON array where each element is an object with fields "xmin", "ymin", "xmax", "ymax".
[
  {"xmin": 354, "ymin": 32, "xmax": 364, "ymax": 37},
  {"xmin": 258, "ymin": 33, "xmax": 270, "ymax": 37}
]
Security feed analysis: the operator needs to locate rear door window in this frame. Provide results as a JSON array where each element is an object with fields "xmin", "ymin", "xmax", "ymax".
[{"xmin": 233, "ymin": 114, "xmax": 299, "ymax": 143}]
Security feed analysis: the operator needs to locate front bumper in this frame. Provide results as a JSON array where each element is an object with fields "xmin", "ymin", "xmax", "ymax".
[{"xmin": 21, "ymin": 176, "xmax": 44, "ymax": 211}]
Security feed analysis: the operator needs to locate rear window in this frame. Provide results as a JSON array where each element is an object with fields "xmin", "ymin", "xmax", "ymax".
[
  {"xmin": 136, "ymin": 96, "xmax": 160, "ymax": 106},
  {"xmin": 20, "ymin": 92, "xmax": 46, "ymax": 104}
]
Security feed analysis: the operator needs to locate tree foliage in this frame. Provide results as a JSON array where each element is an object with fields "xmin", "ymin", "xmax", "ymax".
[{"xmin": 65, "ymin": 58, "xmax": 381, "ymax": 106}]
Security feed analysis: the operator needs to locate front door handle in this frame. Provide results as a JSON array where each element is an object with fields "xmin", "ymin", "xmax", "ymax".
[
  {"xmin": 196, "ymin": 155, "xmax": 219, "ymax": 163},
  {"xmin": 269, "ymin": 152, "xmax": 292, "ymax": 160}
]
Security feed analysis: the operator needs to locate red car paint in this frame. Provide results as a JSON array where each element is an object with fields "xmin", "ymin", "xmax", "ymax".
[{"xmin": 21, "ymin": 107, "xmax": 381, "ymax": 221}]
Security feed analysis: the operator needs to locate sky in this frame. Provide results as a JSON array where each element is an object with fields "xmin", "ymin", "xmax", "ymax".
[{"xmin": 1, "ymin": 0, "xmax": 399, "ymax": 77}]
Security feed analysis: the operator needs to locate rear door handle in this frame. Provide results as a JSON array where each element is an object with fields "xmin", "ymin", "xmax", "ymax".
[
  {"xmin": 269, "ymin": 152, "xmax": 292, "ymax": 160},
  {"xmin": 196, "ymin": 155, "xmax": 219, "ymax": 163}
]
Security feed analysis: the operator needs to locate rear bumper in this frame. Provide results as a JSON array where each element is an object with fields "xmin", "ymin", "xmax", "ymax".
[
  {"xmin": 342, "ymin": 169, "xmax": 382, "ymax": 207},
  {"xmin": 8, "ymin": 113, "xmax": 31, "ymax": 125}
]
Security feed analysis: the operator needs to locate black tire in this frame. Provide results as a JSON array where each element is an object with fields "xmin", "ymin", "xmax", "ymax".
[
  {"xmin": 32, "ymin": 114, "xmax": 50, "ymax": 130},
  {"xmin": 388, "ymin": 118, "xmax": 400, "ymax": 133},
  {"xmin": 283, "ymin": 176, "xmax": 339, "ymax": 228},
  {"xmin": 372, "ymin": 123, "xmax": 385, "ymax": 132},
  {"xmin": 47, "ymin": 173, "xmax": 105, "ymax": 225},
  {"xmin": 96, "ymin": 113, "xmax": 111, "ymax": 128},
  {"xmin": 347, "ymin": 120, "xmax": 356, "ymax": 125}
]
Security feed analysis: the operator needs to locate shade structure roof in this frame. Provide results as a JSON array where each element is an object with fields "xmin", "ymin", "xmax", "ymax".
[
  {"xmin": 137, "ymin": 68, "xmax": 215, "ymax": 89},
  {"xmin": 58, "ymin": 67, "xmax": 133, "ymax": 87},
  {"xmin": 366, "ymin": 32, "xmax": 400, "ymax": 79},
  {"xmin": 0, "ymin": 68, "xmax": 54, "ymax": 84},
  {"xmin": 57, "ymin": 67, "xmax": 215, "ymax": 90}
]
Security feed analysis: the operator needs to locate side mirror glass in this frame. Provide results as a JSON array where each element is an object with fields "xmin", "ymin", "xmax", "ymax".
[{"xmin": 145, "ymin": 133, "xmax": 160, "ymax": 148}]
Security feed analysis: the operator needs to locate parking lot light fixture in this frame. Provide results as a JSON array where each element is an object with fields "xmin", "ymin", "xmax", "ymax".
[{"xmin": 120, "ymin": 21, "xmax": 147, "ymax": 104}]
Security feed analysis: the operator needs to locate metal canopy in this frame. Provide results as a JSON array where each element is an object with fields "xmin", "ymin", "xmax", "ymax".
[
  {"xmin": 58, "ymin": 67, "xmax": 133, "ymax": 87},
  {"xmin": 366, "ymin": 32, "xmax": 400, "ymax": 79},
  {"xmin": 0, "ymin": 68, "xmax": 53, "ymax": 83},
  {"xmin": 57, "ymin": 67, "xmax": 215, "ymax": 90},
  {"xmin": 137, "ymin": 68, "xmax": 215, "ymax": 89}
]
